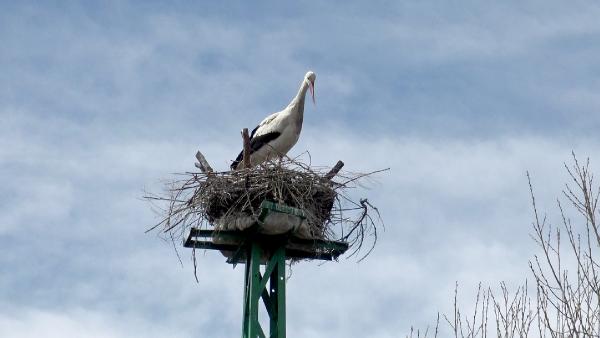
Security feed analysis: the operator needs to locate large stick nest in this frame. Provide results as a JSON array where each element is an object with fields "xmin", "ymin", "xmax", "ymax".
[{"xmin": 146, "ymin": 158, "xmax": 385, "ymax": 260}]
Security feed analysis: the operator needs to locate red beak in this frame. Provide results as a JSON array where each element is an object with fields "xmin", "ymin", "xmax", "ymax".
[{"xmin": 309, "ymin": 81, "xmax": 315, "ymax": 104}]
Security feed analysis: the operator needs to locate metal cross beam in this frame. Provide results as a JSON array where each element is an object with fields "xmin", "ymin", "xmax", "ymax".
[{"xmin": 184, "ymin": 228, "xmax": 349, "ymax": 263}]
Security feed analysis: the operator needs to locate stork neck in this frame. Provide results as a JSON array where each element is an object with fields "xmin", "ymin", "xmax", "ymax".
[
  {"xmin": 284, "ymin": 79, "xmax": 308, "ymax": 129},
  {"xmin": 288, "ymin": 80, "xmax": 309, "ymax": 110}
]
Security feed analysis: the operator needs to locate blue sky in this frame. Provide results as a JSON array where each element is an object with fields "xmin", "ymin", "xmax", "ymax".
[{"xmin": 2, "ymin": 1, "xmax": 600, "ymax": 337}]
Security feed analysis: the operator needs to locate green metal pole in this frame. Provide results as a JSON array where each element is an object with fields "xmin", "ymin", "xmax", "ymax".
[
  {"xmin": 241, "ymin": 242, "xmax": 286, "ymax": 338},
  {"xmin": 242, "ymin": 242, "xmax": 263, "ymax": 338},
  {"xmin": 241, "ymin": 245, "xmax": 251, "ymax": 337},
  {"xmin": 269, "ymin": 246, "xmax": 286, "ymax": 337}
]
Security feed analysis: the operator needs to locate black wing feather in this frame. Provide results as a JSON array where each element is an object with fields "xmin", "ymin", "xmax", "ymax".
[
  {"xmin": 249, "ymin": 125, "xmax": 260, "ymax": 138},
  {"xmin": 230, "ymin": 131, "xmax": 282, "ymax": 169}
]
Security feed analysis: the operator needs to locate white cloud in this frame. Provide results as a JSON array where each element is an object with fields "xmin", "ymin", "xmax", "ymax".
[{"xmin": 0, "ymin": 307, "xmax": 185, "ymax": 338}]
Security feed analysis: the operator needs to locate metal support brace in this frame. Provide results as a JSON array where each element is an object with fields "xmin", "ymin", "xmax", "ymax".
[
  {"xmin": 242, "ymin": 242, "xmax": 286, "ymax": 338},
  {"xmin": 182, "ymin": 200, "xmax": 349, "ymax": 338}
]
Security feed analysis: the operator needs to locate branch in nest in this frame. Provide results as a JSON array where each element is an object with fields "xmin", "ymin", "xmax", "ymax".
[
  {"xmin": 194, "ymin": 151, "xmax": 214, "ymax": 173},
  {"xmin": 325, "ymin": 160, "xmax": 344, "ymax": 180},
  {"xmin": 242, "ymin": 128, "xmax": 251, "ymax": 169}
]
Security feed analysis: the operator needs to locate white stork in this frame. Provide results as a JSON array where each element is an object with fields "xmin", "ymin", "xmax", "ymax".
[{"xmin": 231, "ymin": 71, "xmax": 316, "ymax": 170}]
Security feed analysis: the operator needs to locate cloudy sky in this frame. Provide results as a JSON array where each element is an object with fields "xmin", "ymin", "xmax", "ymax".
[{"xmin": 2, "ymin": 1, "xmax": 600, "ymax": 337}]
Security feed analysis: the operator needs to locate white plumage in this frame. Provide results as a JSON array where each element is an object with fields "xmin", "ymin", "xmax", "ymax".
[{"xmin": 231, "ymin": 71, "xmax": 316, "ymax": 170}]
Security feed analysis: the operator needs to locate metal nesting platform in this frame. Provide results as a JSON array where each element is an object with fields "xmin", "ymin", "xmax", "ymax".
[
  {"xmin": 182, "ymin": 200, "xmax": 349, "ymax": 338},
  {"xmin": 184, "ymin": 228, "xmax": 349, "ymax": 264},
  {"xmin": 183, "ymin": 200, "xmax": 348, "ymax": 263}
]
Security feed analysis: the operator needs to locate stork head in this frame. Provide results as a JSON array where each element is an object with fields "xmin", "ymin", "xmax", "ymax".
[{"xmin": 305, "ymin": 71, "xmax": 316, "ymax": 104}]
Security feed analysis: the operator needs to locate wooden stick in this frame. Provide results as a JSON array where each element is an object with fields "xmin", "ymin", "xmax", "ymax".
[
  {"xmin": 195, "ymin": 151, "xmax": 214, "ymax": 173},
  {"xmin": 324, "ymin": 160, "xmax": 344, "ymax": 180},
  {"xmin": 241, "ymin": 128, "xmax": 251, "ymax": 169}
]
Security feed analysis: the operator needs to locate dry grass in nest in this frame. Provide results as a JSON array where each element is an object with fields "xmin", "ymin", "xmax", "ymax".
[{"xmin": 146, "ymin": 157, "xmax": 386, "ymax": 261}]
